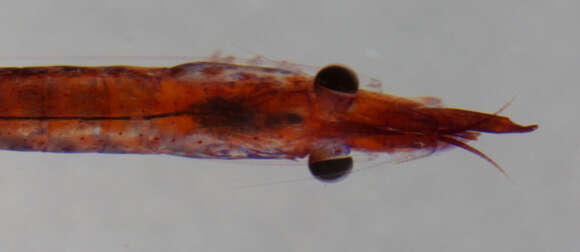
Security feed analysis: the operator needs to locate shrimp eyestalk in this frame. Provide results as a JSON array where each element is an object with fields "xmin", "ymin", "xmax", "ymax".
[{"xmin": 0, "ymin": 61, "xmax": 537, "ymax": 182}]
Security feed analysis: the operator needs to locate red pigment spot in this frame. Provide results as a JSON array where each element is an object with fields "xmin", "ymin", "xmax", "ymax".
[
  {"xmin": 197, "ymin": 140, "xmax": 203, "ymax": 144},
  {"xmin": 259, "ymin": 76, "xmax": 278, "ymax": 85},
  {"xmin": 201, "ymin": 65, "xmax": 224, "ymax": 76},
  {"xmin": 253, "ymin": 136, "xmax": 259, "ymax": 140},
  {"xmin": 150, "ymin": 137, "xmax": 160, "ymax": 144},
  {"xmin": 118, "ymin": 132, "xmax": 123, "ymax": 135},
  {"xmin": 236, "ymin": 72, "xmax": 256, "ymax": 81},
  {"xmin": 171, "ymin": 138, "xmax": 176, "ymax": 143},
  {"xmin": 139, "ymin": 134, "xmax": 143, "ymax": 137}
]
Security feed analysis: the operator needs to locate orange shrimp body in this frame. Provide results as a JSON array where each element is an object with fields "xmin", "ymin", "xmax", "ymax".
[{"xmin": 0, "ymin": 61, "xmax": 537, "ymax": 180}]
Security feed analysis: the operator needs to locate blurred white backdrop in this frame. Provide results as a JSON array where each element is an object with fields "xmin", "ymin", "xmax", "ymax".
[{"xmin": 0, "ymin": 0, "xmax": 577, "ymax": 251}]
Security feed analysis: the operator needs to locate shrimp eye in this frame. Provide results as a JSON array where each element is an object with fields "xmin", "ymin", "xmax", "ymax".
[
  {"xmin": 314, "ymin": 65, "xmax": 359, "ymax": 94},
  {"xmin": 308, "ymin": 157, "xmax": 353, "ymax": 183}
]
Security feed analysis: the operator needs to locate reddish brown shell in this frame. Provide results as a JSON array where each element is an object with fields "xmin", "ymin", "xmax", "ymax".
[{"xmin": 0, "ymin": 62, "xmax": 537, "ymax": 175}]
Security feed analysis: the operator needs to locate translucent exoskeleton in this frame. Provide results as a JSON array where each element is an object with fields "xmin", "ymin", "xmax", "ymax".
[{"xmin": 0, "ymin": 58, "xmax": 538, "ymax": 182}]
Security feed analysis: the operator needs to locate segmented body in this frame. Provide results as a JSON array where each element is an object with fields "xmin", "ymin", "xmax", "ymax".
[
  {"xmin": 0, "ymin": 61, "xmax": 537, "ymax": 176},
  {"xmin": 0, "ymin": 62, "xmax": 317, "ymax": 159}
]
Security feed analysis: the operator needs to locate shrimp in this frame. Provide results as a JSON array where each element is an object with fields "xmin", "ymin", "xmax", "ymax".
[{"xmin": 0, "ymin": 60, "xmax": 537, "ymax": 182}]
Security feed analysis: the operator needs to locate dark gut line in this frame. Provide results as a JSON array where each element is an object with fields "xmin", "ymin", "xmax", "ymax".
[{"xmin": 0, "ymin": 111, "xmax": 192, "ymax": 121}]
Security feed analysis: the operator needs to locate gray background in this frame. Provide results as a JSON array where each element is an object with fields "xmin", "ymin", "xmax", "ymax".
[{"xmin": 0, "ymin": 0, "xmax": 577, "ymax": 251}]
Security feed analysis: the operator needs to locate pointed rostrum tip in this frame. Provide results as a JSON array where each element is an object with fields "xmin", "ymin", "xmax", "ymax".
[
  {"xmin": 520, "ymin": 124, "xmax": 539, "ymax": 133},
  {"xmin": 500, "ymin": 119, "xmax": 538, "ymax": 133}
]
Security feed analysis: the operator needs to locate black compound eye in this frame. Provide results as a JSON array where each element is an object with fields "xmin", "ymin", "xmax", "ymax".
[
  {"xmin": 308, "ymin": 156, "xmax": 353, "ymax": 183},
  {"xmin": 314, "ymin": 65, "xmax": 359, "ymax": 94}
]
